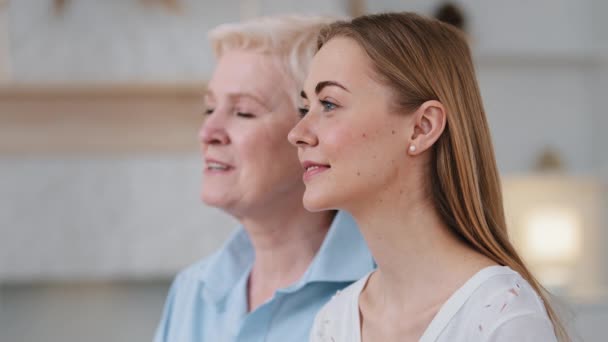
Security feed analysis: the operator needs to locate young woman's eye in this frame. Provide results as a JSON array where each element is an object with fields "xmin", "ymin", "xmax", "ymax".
[
  {"xmin": 320, "ymin": 100, "xmax": 338, "ymax": 112},
  {"xmin": 236, "ymin": 112, "xmax": 255, "ymax": 118},
  {"xmin": 204, "ymin": 108, "xmax": 214, "ymax": 115},
  {"xmin": 298, "ymin": 107, "xmax": 309, "ymax": 118}
]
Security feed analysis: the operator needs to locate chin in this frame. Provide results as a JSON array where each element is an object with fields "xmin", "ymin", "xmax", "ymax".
[
  {"xmin": 302, "ymin": 188, "xmax": 339, "ymax": 212},
  {"xmin": 200, "ymin": 192, "xmax": 219, "ymax": 207},
  {"xmin": 201, "ymin": 188, "xmax": 229, "ymax": 208}
]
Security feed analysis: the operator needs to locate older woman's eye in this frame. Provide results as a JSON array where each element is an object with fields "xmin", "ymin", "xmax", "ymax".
[
  {"xmin": 236, "ymin": 112, "xmax": 255, "ymax": 118},
  {"xmin": 204, "ymin": 108, "xmax": 214, "ymax": 115},
  {"xmin": 298, "ymin": 107, "xmax": 309, "ymax": 118},
  {"xmin": 320, "ymin": 100, "xmax": 338, "ymax": 112}
]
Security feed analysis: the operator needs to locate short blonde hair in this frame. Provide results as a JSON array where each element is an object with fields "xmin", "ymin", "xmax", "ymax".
[{"xmin": 208, "ymin": 15, "xmax": 338, "ymax": 105}]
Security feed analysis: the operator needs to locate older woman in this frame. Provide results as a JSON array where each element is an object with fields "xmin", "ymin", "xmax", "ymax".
[{"xmin": 154, "ymin": 16, "xmax": 374, "ymax": 342}]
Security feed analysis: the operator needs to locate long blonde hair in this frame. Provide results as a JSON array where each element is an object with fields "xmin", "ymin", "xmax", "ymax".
[{"xmin": 318, "ymin": 12, "xmax": 568, "ymax": 341}]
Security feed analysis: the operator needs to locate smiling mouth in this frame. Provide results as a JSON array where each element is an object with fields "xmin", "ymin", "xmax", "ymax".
[
  {"xmin": 207, "ymin": 162, "xmax": 230, "ymax": 171},
  {"xmin": 302, "ymin": 163, "xmax": 330, "ymax": 181},
  {"xmin": 205, "ymin": 160, "xmax": 234, "ymax": 173},
  {"xmin": 305, "ymin": 165, "xmax": 324, "ymax": 172}
]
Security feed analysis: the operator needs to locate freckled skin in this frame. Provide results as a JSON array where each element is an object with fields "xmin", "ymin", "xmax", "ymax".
[{"xmin": 288, "ymin": 37, "xmax": 414, "ymax": 212}]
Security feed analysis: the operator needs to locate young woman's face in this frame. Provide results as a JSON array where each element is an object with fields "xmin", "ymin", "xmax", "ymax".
[
  {"xmin": 288, "ymin": 37, "xmax": 413, "ymax": 212},
  {"xmin": 200, "ymin": 50, "xmax": 303, "ymax": 218}
]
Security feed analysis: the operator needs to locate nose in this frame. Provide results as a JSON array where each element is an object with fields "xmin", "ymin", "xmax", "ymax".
[
  {"xmin": 198, "ymin": 112, "xmax": 230, "ymax": 146},
  {"xmin": 288, "ymin": 116, "xmax": 318, "ymax": 148}
]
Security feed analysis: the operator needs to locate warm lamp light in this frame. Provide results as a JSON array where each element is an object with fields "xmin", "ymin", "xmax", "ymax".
[
  {"xmin": 524, "ymin": 208, "xmax": 581, "ymax": 262},
  {"xmin": 503, "ymin": 173, "xmax": 603, "ymax": 294},
  {"xmin": 521, "ymin": 207, "xmax": 582, "ymax": 288}
]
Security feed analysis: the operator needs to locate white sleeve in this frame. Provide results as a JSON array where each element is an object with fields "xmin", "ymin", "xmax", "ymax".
[{"xmin": 485, "ymin": 313, "xmax": 557, "ymax": 342}]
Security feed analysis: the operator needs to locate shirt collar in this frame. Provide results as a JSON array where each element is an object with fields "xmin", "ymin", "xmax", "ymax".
[
  {"xmin": 297, "ymin": 210, "xmax": 374, "ymax": 285},
  {"xmin": 198, "ymin": 211, "xmax": 374, "ymax": 303}
]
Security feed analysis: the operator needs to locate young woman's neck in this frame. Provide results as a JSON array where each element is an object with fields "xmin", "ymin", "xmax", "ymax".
[
  {"xmin": 240, "ymin": 197, "xmax": 334, "ymax": 311},
  {"xmin": 348, "ymin": 174, "xmax": 493, "ymax": 310}
]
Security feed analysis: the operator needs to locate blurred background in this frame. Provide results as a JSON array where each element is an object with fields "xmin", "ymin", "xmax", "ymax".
[{"xmin": 0, "ymin": 0, "xmax": 606, "ymax": 341}]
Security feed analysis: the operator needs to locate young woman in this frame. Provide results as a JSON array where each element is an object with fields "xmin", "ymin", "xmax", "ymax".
[
  {"xmin": 289, "ymin": 12, "xmax": 568, "ymax": 342},
  {"xmin": 154, "ymin": 16, "xmax": 374, "ymax": 342}
]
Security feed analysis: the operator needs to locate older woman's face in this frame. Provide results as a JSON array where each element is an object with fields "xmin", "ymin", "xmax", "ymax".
[
  {"xmin": 288, "ymin": 37, "xmax": 412, "ymax": 212},
  {"xmin": 200, "ymin": 50, "xmax": 303, "ymax": 218}
]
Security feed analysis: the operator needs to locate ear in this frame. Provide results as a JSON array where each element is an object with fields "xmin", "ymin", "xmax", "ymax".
[{"xmin": 407, "ymin": 100, "xmax": 447, "ymax": 155}]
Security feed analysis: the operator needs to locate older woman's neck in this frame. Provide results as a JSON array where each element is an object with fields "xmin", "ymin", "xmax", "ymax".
[{"xmin": 243, "ymin": 205, "xmax": 334, "ymax": 311}]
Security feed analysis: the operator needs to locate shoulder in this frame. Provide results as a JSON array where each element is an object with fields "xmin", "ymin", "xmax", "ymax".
[
  {"xmin": 159, "ymin": 254, "xmax": 217, "ymax": 317},
  {"xmin": 467, "ymin": 267, "xmax": 549, "ymax": 320},
  {"xmin": 169, "ymin": 227, "xmax": 244, "ymax": 293},
  {"xmin": 315, "ymin": 279, "xmax": 359, "ymax": 319},
  {"xmin": 159, "ymin": 256, "xmax": 211, "ymax": 313},
  {"xmin": 310, "ymin": 273, "xmax": 370, "ymax": 342},
  {"xmin": 154, "ymin": 257, "xmax": 212, "ymax": 342},
  {"xmin": 455, "ymin": 267, "xmax": 557, "ymax": 341},
  {"xmin": 172, "ymin": 257, "xmax": 211, "ymax": 287}
]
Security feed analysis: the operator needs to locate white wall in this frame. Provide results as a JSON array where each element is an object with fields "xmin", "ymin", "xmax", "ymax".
[
  {"xmin": 591, "ymin": 0, "xmax": 608, "ymax": 295},
  {"xmin": 591, "ymin": 0, "xmax": 608, "ymax": 172},
  {"xmin": 8, "ymin": 0, "xmax": 241, "ymax": 82},
  {"xmin": 0, "ymin": 0, "xmax": 9, "ymax": 81},
  {"xmin": 7, "ymin": 0, "xmax": 348, "ymax": 83},
  {"xmin": 0, "ymin": 156, "xmax": 237, "ymax": 282}
]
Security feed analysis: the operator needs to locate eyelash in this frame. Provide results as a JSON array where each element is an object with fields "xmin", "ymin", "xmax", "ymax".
[
  {"xmin": 297, "ymin": 100, "xmax": 338, "ymax": 118},
  {"xmin": 298, "ymin": 107, "xmax": 309, "ymax": 118},
  {"xmin": 203, "ymin": 109, "xmax": 255, "ymax": 119},
  {"xmin": 236, "ymin": 112, "xmax": 255, "ymax": 118},
  {"xmin": 321, "ymin": 100, "xmax": 338, "ymax": 112}
]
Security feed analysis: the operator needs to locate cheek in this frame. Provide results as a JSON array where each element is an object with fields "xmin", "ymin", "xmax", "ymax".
[
  {"xmin": 235, "ymin": 131, "xmax": 269, "ymax": 166},
  {"xmin": 323, "ymin": 121, "xmax": 378, "ymax": 162},
  {"xmin": 325, "ymin": 118, "xmax": 401, "ymax": 181},
  {"xmin": 323, "ymin": 121, "xmax": 360, "ymax": 151},
  {"xmin": 236, "ymin": 124, "xmax": 299, "ymax": 176}
]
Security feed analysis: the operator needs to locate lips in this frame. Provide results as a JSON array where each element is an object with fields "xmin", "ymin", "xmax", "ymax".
[
  {"xmin": 301, "ymin": 161, "xmax": 330, "ymax": 182},
  {"xmin": 204, "ymin": 158, "xmax": 234, "ymax": 174}
]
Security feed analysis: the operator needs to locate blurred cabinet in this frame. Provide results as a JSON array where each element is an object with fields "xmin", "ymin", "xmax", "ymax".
[{"xmin": 0, "ymin": 85, "xmax": 237, "ymax": 283}]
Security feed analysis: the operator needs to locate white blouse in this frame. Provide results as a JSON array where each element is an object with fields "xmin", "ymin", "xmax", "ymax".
[{"xmin": 310, "ymin": 266, "xmax": 557, "ymax": 342}]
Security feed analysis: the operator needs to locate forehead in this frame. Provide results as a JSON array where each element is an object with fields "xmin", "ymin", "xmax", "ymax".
[
  {"xmin": 207, "ymin": 49, "xmax": 286, "ymax": 102},
  {"xmin": 304, "ymin": 37, "xmax": 375, "ymax": 93}
]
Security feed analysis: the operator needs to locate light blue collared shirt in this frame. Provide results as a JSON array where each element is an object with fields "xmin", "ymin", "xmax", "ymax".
[{"xmin": 154, "ymin": 211, "xmax": 374, "ymax": 342}]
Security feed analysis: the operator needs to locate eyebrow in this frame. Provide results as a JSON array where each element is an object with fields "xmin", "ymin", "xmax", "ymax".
[
  {"xmin": 300, "ymin": 80, "xmax": 350, "ymax": 100},
  {"xmin": 205, "ymin": 90, "xmax": 270, "ymax": 109}
]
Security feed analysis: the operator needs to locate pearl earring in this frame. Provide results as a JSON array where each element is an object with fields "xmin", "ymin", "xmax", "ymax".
[{"xmin": 409, "ymin": 145, "xmax": 416, "ymax": 153}]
